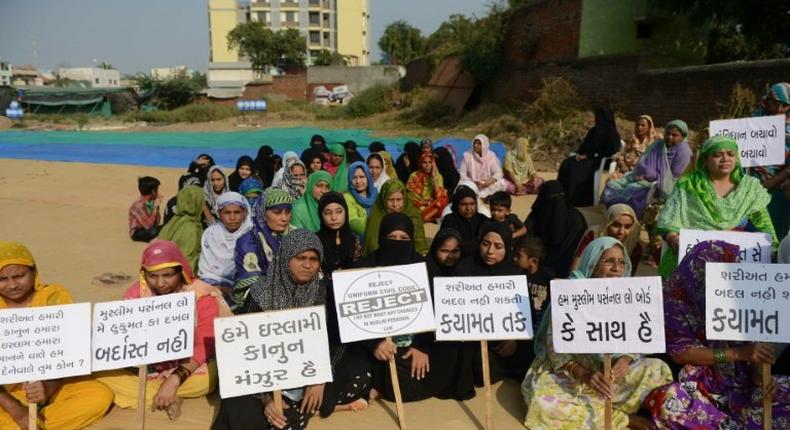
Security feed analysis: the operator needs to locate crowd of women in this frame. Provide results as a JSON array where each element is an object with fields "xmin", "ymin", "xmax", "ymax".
[{"xmin": 3, "ymin": 83, "xmax": 789, "ymax": 430}]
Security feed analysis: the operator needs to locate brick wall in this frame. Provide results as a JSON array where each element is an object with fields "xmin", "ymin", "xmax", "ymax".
[
  {"xmin": 504, "ymin": 0, "xmax": 582, "ymax": 67},
  {"xmin": 271, "ymin": 73, "xmax": 307, "ymax": 100}
]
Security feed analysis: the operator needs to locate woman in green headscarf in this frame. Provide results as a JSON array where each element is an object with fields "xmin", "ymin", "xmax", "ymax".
[
  {"xmin": 291, "ymin": 170, "xmax": 332, "ymax": 232},
  {"xmin": 656, "ymin": 135, "xmax": 778, "ymax": 278},
  {"xmin": 362, "ymin": 179, "xmax": 428, "ymax": 255},
  {"xmin": 323, "ymin": 142, "xmax": 349, "ymax": 192},
  {"xmin": 158, "ymin": 185, "xmax": 206, "ymax": 272}
]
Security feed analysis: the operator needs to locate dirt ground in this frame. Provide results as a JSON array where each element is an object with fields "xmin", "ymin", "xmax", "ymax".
[{"xmin": 0, "ymin": 159, "xmax": 646, "ymax": 429}]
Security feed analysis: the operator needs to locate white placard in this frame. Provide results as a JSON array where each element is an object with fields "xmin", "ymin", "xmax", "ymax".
[
  {"xmin": 705, "ymin": 263, "xmax": 790, "ymax": 343},
  {"xmin": 433, "ymin": 276, "xmax": 533, "ymax": 341},
  {"xmin": 551, "ymin": 277, "xmax": 665, "ymax": 354},
  {"xmin": 679, "ymin": 229, "xmax": 772, "ymax": 264},
  {"xmin": 91, "ymin": 291, "xmax": 195, "ymax": 371},
  {"xmin": 331, "ymin": 263, "xmax": 435, "ymax": 343},
  {"xmin": 0, "ymin": 303, "xmax": 91, "ymax": 385},
  {"xmin": 214, "ymin": 306, "xmax": 333, "ymax": 399},
  {"xmin": 709, "ymin": 114, "xmax": 785, "ymax": 167}
]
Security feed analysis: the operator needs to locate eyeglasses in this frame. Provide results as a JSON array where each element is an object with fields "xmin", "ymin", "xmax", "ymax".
[{"xmin": 599, "ymin": 258, "xmax": 627, "ymax": 268}]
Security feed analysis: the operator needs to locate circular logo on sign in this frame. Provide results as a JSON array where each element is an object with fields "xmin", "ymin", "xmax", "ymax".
[{"xmin": 339, "ymin": 270, "xmax": 427, "ymax": 335}]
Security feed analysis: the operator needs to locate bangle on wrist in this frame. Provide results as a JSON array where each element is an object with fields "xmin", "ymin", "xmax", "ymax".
[
  {"xmin": 171, "ymin": 366, "xmax": 192, "ymax": 384},
  {"xmin": 713, "ymin": 348, "xmax": 729, "ymax": 365}
]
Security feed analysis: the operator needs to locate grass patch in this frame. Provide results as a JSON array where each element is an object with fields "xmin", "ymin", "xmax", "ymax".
[{"xmin": 122, "ymin": 104, "xmax": 238, "ymax": 124}]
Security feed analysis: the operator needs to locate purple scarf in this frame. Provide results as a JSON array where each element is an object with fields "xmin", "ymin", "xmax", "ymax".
[{"xmin": 632, "ymin": 139, "xmax": 692, "ymax": 190}]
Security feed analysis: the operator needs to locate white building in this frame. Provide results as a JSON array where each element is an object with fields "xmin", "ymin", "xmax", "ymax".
[
  {"xmin": 57, "ymin": 67, "xmax": 121, "ymax": 88},
  {"xmin": 151, "ymin": 65, "xmax": 193, "ymax": 80},
  {"xmin": 0, "ymin": 62, "xmax": 11, "ymax": 86}
]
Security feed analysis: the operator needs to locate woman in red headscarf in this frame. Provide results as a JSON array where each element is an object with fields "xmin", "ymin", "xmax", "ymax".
[{"xmin": 406, "ymin": 152, "xmax": 449, "ymax": 223}]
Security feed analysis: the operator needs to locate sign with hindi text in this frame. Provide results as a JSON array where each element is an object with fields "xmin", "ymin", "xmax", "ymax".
[
  {"xmin": 0, "ymin": 303, "xmax": 91, "ymax": 385},
  {"xmin": 551, "ymin": 277, "xmax": 665, "ymax": 354},
  {"xmin": 705, "ymin": 263, "xmax": 790, "ymax": 343},
  {"xmin": 91, "ymin": 291, "xmax": 195, "ymax": 371},
  {"xmin": 213, "ymin": 306, "xmax": 333, "ymax": 399},
  {"xmin": 332, "ymin": 263, "xmax": 435, "ymax": 343},
  {"xmin": 433, "ymin": 276, "xmax": 533, "ymax": 341},
  {"xmin": 709, "ymin": 114, "xmax": 785, "ymax": 167},
  {"xmin": 679, "ymin": 229, "xmax": 772, "ymax": 264}
]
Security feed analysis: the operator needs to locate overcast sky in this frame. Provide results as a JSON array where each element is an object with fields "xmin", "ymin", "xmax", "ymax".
[{"xmin": 0, "ymin": 0, "xmax": 488, "ymax": 75}]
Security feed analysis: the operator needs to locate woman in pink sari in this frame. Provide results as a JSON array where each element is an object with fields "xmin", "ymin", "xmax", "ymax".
[{"xmin": 459, "ymin": 134, "xmax": 507, "ymax": 200}]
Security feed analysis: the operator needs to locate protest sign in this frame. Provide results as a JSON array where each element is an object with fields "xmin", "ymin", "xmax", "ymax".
[
  {"xmin": 0, "ymin": 303, "xmax": 91, "ymax": 385},
  {"xmin": 705, "ymin": 263, "xmax": 790, "ymax": 343},
  {"xmin": 91, "ymin": 291, "xmax": 195, "ymax": 371},
  {"xmin": 433, "ymin": 275, "xmax": 533, "ymax": 341},
  {"xmin": 709, "ymin": 114, "xmax": 785, "ymax": 167},
  {"xmin": 679, "ymin": 229, "xmax": 772, "ymax": 264},
  {"xmin": 551, "ymin": 277, "xmax": 665, "ymax": 354},
  {"xmin": 331, "ymin": 262, "xmax": 435, "ymax": 343},
  {"xmin": 213, "ymin": 306, "xmax": 333, "ymax": 399}
]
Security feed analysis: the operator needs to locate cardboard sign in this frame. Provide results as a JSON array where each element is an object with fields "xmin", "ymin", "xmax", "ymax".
[
  {"xmin": 0, "ymin": 303, "xmax": 91, "ymax": 385},
  {"xmin": 705, "ymin": 263, "xmax": 790, "ymax": 343},
  {"xmin": 331, "ymin": 263, "xmax": 435, "ymax": 343},
  {"xmin": 433, "ymin": 276, "xmax": 534, "ymax": 341},
  {"xmin": 709, "ymin": 114, "xmax": 786, "ymax": 167},
  {"xmin": 214, "ymin": 306, "xmax": 333, "ymax": 399},
  {"xmin": 91, "ymin": 292, "xmax": 195, "ymax": 371},
  {"xmin": 551, "ymin": 277, "xmax": 665, "ymax": 354},
  {"xmin": 679, "ymin": 229, "xmax": 772, "ymax": 264}
]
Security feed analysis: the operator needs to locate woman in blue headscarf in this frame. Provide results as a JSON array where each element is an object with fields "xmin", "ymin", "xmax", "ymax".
[{"xmin": 343, "ymin": 161, "xmax": 378, "ymax": 236}]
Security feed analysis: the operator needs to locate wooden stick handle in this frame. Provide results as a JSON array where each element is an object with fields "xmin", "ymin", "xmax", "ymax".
[
  {"xmin": 138, "ymin": 366, "xmax": 147, "ymax": 430},
  {"xmin": 273, "ymin": 390, "xmax": 283, "ymax": 415},
  {"xmin": 481, "ymin": 341, "xmax": 493, "ymax": 430},
  {"xmin": 28, "ymin": 402, "xmax": 37, "ymax": 430},
  {"xmin": 386, "ymin": 336, "xmax": 407, "ymax": 430},
  {"xmin": 763, "ymin": 362, "xmax": 771, "ymax": 430},
  {"xmin": 603, "ymin": 354, "xmax": 612, "ymax": 430}
]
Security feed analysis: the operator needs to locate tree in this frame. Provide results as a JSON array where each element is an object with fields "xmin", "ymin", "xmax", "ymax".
[
  {"xmin": 274, "ymin": 28, "xmax": 307, "ymax": 68},
  {"xmin": 312, "ymin": 49, "xmax": 348, "ymax": 66},
  {"xmin": 137, "ymin": 70, "xmax": 202, "ymax": 109},
  {"xmin": 426, "ymin": 14, "xmax": 475, "ymax": 57},
  {"xmin": 97, "ymin": 62, "xmax": 114, "ymax": 70},
  {"xmin": 378, "ymin": 20, "xmax": 426, "ymax": 65},
  {"xmin": 227, "ymin": 22, "xmax": 307, "ymax": 72},
  {"xmin": 459, "ymin": 3, "xmax": 510, "ymax": 84}
]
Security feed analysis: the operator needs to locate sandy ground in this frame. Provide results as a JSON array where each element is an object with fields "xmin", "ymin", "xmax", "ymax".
[{"xmin": 0, "ymin": 159, "xmax": 644, "ymax": 429}]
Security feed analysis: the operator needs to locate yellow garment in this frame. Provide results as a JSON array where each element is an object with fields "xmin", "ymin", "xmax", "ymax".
[{"xmin": 97, "ymin": 361, "xmax": 218, "ymax": 409}]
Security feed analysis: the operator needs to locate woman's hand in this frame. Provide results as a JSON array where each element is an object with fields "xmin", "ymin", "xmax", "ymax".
[
  {"xmin": 373, "ymin": 339, "xmax": 397, "ymax": 362},
  {"xmin": 8, "ymin": 401, "xmax": 30, "ymax": 430},
  {"xmin": 24, "ymin": 380, "xmax": 58, "ymax": 404},
  {"xmin": 733, "ymin": 342, "xmax": 775, "ymax": 364},
  {"xmin": 263, "ymin": 397, "xmax": 288, "ymax": 429},
  {"xmin": 666, "ymin": 233, "xmax": 680, "ymax": 254},
  {"xmin": 402, "ymin": 348, "xmax": 429, "ymax": 380},
  {"xmin": 151, "ymin": 376, "xmax": 180, "ymax": 412},
  {"xmin": 568, "ymin": 363, "xmax": 613, "ymax": 398},
  {"xmin": 300, "ymin": 384, "xmax": 325, "ymax": 414},
  {"xmin": 492, "ymin": 340, "xmax": 517, "ymax": 358},
  {"xmin": 611, "ymin": 356, "xmax": 633, "ymax": 380},
  {"xmin": 575, "ymin": 154, "xmax": 588, "ymax": 161}
]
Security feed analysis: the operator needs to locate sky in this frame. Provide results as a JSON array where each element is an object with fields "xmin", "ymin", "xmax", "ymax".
[{"xmin": 0, "ymin": 0, "xmax": 488, "ymax": 75}]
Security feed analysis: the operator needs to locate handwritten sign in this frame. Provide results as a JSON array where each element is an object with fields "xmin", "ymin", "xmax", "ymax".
[
  {"xmin": 0, "ymin": 303, "xmax": 91, "ymax": 385},
  {"xmin": 679, "ymin": 229, "xmax": 772, "ymax": 264},
  {"xmin": 332, "ymin": 263, "xmax": 435, "ymax": 343},
  {"xmin": 213, "ymin": 306, "xmax": 333, "ymax": 399},
  {"xmin": 705, "ymin": 263, "xmax": 790, "ymax": 343},
  {"xmin": 91, "ymin": 292, "xmax": 195, "ymax": 371},
  {"xmin": 709, "ymin": 114, "xmax": 785, "ymax": 167},
  {"xmin": 433, "ymin": 276, "xmax": 533, "ymax": 341},
  {"xmin": 551, "ymin": 277, "xmax": 665, "ymax": 354}
]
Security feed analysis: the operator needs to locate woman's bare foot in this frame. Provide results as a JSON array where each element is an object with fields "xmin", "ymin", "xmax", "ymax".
[
  {"xmin": 167, "ymin": 397, "xmax": 183, "ymax": 421},
  {"xmin": 334, "ymin": 398, "xmax": 369, "ymax": 413},
  {"xmin": 627, "ymin": 414, "xmax": 655, "ymax": 430}
]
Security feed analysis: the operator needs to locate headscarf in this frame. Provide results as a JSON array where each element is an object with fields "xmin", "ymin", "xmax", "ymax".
[
  {"xmin": 203, "ymin": 165, "xmax": 229, "ymax": 217},
  {"xmin": 317, "ymin": 192, "xmax": 358, "ymax": 274},
  {"xmin": 198, "ymin": 192, "xmax": 253, "ymax": 286},
  {"xmin": 190, "ymin": 153, "xmax": 215, "ymax": 185},
  {"xmin": 503, "ymin": 137, "xmax": 536, "ymax": 185},
  {"xmin": 570, "ymin": 236, "xmax": 631, "ymax": 280},
  {"xmin": 291, "ymin": 170, "xmax": 333, "ymax": 232},
  {"xmin": 0, "ymin": 241, "xmax": 69, "ymax": 308},
  {"xmin": 455, "ymin": 222, "xmax": 521, "ymax": 276},
  {"xmin": 439, "ymin": 184, "xmax": 490, "ymax": 257},
  {"xmin": 158, "ymin": 185, "xmax": 206, "ymax": 271},
  {"xmin": 395, "ymin": 142, "xmax": 420, "ymax": 183},
  {"xmin": 780, "ymin": 235, "xmax": 790, "ymax": 264},
  {"xmin": 249, "ymin": 188, "xmax": 294, "ymax": 273},
  {"xmin": 367, "ymin": 152, "xmax": 391, "ymax": 190},
  {"xmin": 362, "ymin": 179, "xmax": 427, "ymax": 255},
  {"xmin": 362, "ymin": 212, "xmax": 422, "ymax": 267},
  {"xmin": 630, "ymin": 114, "xmax": 656, "ymax": 152},
  {"xmin": 577, "ymin": 107, "xmax": 621, "ymax": 158},
  {"xmin": 524, "ymin": 180, "xmax": 588, "ymax": 278},
  {"xmin": 238, "ymin": 177, "xmax": 264, "ymax": 205},
  {"xmin": 426, "ymin": 228, "xmax": 463, "ymax": 278},
  {"xmin": 271, "ymin": 151, "xmax": 299, "ymax": 187},
  {"xmin": 368, "ymin": 141, "xmax": 385, "ymax": 152},
  {"xmin": 310, "ymin": 134, "xmax": 327, "ymax": 152},
  {"xmin": 133, "ymin": 239, "xmax": 195, "ymax": 297},
  {"xmin": 601, "ymin": 204, "xmax": 640, "ymax": 254},
  {"xmin": 434, "ymin": 146, "xmax": 460, "ymax": 199},
  {"xmin": 325, "ymin": 143, "xmax": 349, "ymax": 192},
  {"xmin": 249, "ymin": 229, "xmax": 325, "ymax": 311},
  {"xmin": 228, "ymin": 155, "xmax": 255, "ymax": 192},
  {"xmin": 347, "ymin": 161, "xmax": 378, "ymax": 211},
  {"xmin": 276, "ymin": 158, "xmax": 307, "ymax": 200},
  {"xmin": 764, "ymin": 82, "xmax": 790, "ymax": 106},
  {"xmin": 178, "ymin": 173, "xmax": 202, "ymax": 190},
  {"xmin": 300, "ymin": 147, "xmax": 324, "ymax": 174},
  {"xmin": 344, "ymin": 140, "xmax": 365, "ymax": 164},
  {"xmin": 406, "ymin": 152, "xmax": 445, "ymax": 204},
  {"xmin": 254, "ymin": 145, "xmax": 275, "ymax": 187},
  {"xmin": 665, "ymin": 119, "xmax": 689, "ymax": 138},
  {"xmin": 462, "ymin": 134, "xmax": 502, "ymax": 182},
  {"xmin": 631, "ymin": 119, "xmax": 692, "ymax": 197}
]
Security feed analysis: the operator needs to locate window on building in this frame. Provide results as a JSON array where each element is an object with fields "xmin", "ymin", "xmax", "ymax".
[
  {"xmin": 309, "ymin": 31, "xmax": 320, "ymax": 44},
  {"xmin": 257, "ymin": 11, "xmax": 270, "ymax": 22},
  {"xmin": 283, "ymin": 11, "xmax": 297, "ymax": 24},
  {"xmin": 636, "ymin": 23, "xmax": 652, "ymax": 39},
  {"xmin": 309, "ymin": 12, "xmax": 320, "ymax": 25},
  {"xmin": 95, "ymin": 78, "xmax": 99, "ymax": 84}
]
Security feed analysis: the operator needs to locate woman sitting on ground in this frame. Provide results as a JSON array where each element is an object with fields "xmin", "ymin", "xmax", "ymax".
[
  {"xmin": 366, "ymin": 152, "xmax": 391, "ymax": 191},
  {"xmin": 656, "ymin": 135, "xmax": 777, "ymax": 279},
  {"xmin": 434, "ymin": 146, "xmax": 460, "ymax": 201},
  {"xmin": 238, "ymin": 177, "xmax": 264, "ymax": 206},
  {"xmin": 0, "ymin": 241, "xmax": 113, "ymax": 430},
  {"xmin": 324, "ymin": 143, "xmax": 349, "ymax": 192},
  {"xmin": 291, "ymin": 171, "xmax": 332, "ymax": 232},
  {"xmin": 503, "ymin": 136, "xmax": 544, "ymax": 195},
  {"xmin": 362, "ymin": 179, "xmax": 428, "ymax": 255},
  {"xmin": 271, "ymin": 152, "xmax": 298, "ymax": 188},
  {"xmin": 158, "ymin": 185, "xmax": 206, "ymax": 272},
  {"xmin": 300, "ymin": 148, "xmax": 324, "ymax": 175},
  {"xmin": 521, "ymin": 236, "xmax": 672, "ymax": 430},
  {"xmin": 99, "ymin": 240, "xmax": 230, "ymax": 421},
  {"xmin": 228, "ymin": 155, "xmax": 257, "ymax": 192},
  {"xmin": 647, "ymin": 240, "xmax": 790, "ymax": 429},
  {"xmin": 406, "ymin": 152, "xmax": 449, "ymax": 223},
  {"xmin": 438, "ymin": 184, "xmax": 490, "ymax": 258},
  {"xmin": 571, "ymin": 203, "xmax": 642, "ymax": 276},
  {"xmin": 317, "ymin": 192, "xmax": 361, "ymax": 276},
  {"xmin": 212, "ymin": 230, "xmax": 373, "ymax": 430},
  {"xmin": 203, "ymin": 165, "xmax": 229, "ymax": 224},
  {"xmin": 395, "ymin": 142, "xmax": 420, "ymax": 184},
  {"xmin": 343, "ymin": 161, "xmax": 378, "ymax": 237},
  {"xmin": 609, "ymin": 115, "xmax": 657, "ymax": 180},
  {"xmin": 459, "ymin": 134, "xmax": 507, "ymax": 200},
  {"xmin": 272, "ymin": 158, "xmax": 307, "ymax": 201}
]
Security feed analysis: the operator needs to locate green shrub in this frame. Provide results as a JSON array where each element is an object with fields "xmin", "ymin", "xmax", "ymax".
[
  {"xmin": 122, "ymin": 103, "xmax": 237, "ymax": 123},
  {"xmin": 527, "ymin": 77, "xmax": 580, "ymax": 122},
  {"xmin": 344, "ymin": 84, "xmax": 395, "ymax": 118}
]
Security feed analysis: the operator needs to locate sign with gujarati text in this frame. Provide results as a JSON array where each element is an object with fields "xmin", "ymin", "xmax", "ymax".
[
  {"xmin": 0, "ymin": 303, "xmax": 91, "ymax": 385},
  {"xmin": 433, "ymin": 276, "xmax": 534, "ymax": 341},
  {"xmin": 332, "ymin": 263, "xmax": 435, "ymax": 343},
  {"xmin": 213, "ymin": 306, "xmax": 332, "ymax": 399},
  {"xmin": 679, "ymin": 229, "xmax": 772, "ymax": 264},
  {"xmin": 91, "ymin": 291, "xmax": 195, "ymax": 371},
  {"xmin": 551, "ymin": 277, "xmax": 665, "ymax": 354},
  {"xmin": 709, "ymin": 114, "xmax": 785, "ymax": 167},
  {"xmin": 705, "ymin": 263, "xmax": 790, "ymax": 343}
]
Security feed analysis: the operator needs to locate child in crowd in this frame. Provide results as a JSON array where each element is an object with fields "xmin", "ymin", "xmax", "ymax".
[
  {"xmin": 489, "ymin": 191, "xmax": 526, "ymax": 240},
  {"xmin": 128, "ymin": 176, "xmax": 162, "ymax": 243},
  {"xmin": 513, "ymin": 236, "xmax": 552, "ymax": 333}
]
